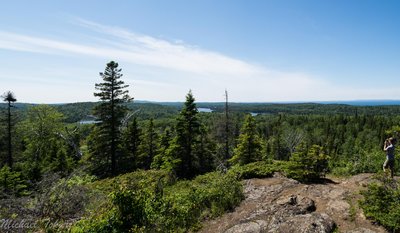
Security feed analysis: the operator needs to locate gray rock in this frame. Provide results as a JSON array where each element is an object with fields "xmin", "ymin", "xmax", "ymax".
[
  {"xmin": 199, "ymin": 174, "xmax": 387, "ymax": 233},
  {"xmin": 269, "ymin": 213, "xmax": 335, "ymax": 233},
  {"xmin": 326, "ymin": 199, "xmax": 351, "ymax": 220},
  {"xmin": 345, "ymin": 228, "xmax": 379, "ymax": 233},
  {"xmin": 224, "ymin": 220, "xmax": 268, "ymax": 233}
]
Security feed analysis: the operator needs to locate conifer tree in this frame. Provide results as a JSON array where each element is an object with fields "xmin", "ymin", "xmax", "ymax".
[
  {"xmin": 170, "ymin": 90, "xmax": 201, "ymax": 178},
  {"xmin": 286, "ymin": 144, "xmax": 329, "ymax": 182},
  {"xmin": 138, "ymin": 118, "xmax": 158, "ymax": 169},
  {"xmin": 2, "ymin": 91, "xmax": 17, "ymax": 169},
  {"xmin": 0, "ymin": 165, "xmax": 27, "ymax": 197},
  {"xmin": 20, "ymin": 105, "xmax": 71, "ymax": 180},
  {"xmin": 151, "ymin": 128, "xmax": 172, "ymax": 169},
  {"xmin": 229, "ymin": 114, "xmax": 264, "ymax": 165},
  {"xmin": 195, "ymin": 125, "xmax": 216, "ymax": 174},
  {"xmin": 122, "ymin": 117, "xmax": 142, "ymax": 171},
  {"xmin": 91, "ymin": 61, "xmax": 132, "ymax": 175}
]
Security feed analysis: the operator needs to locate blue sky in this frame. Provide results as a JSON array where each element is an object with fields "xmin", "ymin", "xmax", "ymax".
[{"xmin": 1, "ymin": 0, "xmax": 400, "ymax": 103}]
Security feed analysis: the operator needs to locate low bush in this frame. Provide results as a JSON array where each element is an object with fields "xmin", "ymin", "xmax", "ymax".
[
  {"xmin": 359, "ymin": 173, "xmax": 400, "ymax": 232},
  {"xmin": 0, "ymin": 165, "xmax": 29, "ymax": 197},
  {"xmin": 228, "ymin": 161, "xmax": 278, "ymax": 179},
  {"xmin": 285, "ymin": 145, "xmax": 329, "ymax": 182},
  {"xmin": 71, "ymin": 170, "xmax": 243, "ymax": 232}
]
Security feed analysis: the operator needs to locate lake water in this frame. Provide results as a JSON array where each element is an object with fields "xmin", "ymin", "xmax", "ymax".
[
  {"xmin": 79, "ymin": 120, "xmax": 101, "ymax": 124},
  {"xmin": 198, "ymin": 108, "xmax": 213, "ymax": 113}
]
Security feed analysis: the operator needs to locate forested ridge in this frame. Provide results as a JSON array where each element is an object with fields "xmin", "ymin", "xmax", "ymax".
[
  {"xmin": 1, "ymin": 61, "xmax": 400, "ymax": 232},
  {"xmin": 5, "ymin": 101, "xmax": 400, "ymax": 123}
]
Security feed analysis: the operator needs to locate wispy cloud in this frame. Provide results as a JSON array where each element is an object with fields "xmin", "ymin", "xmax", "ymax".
[
  {"xmin": 3, "ymin": 18, "xmax": 390, "ymax": 102},
  {"xmin": 0, "ymin": 19, "xmax": 265, "ymax": 77}
]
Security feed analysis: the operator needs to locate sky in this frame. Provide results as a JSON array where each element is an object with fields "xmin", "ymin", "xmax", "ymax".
[{"xmin": 1, "ymin": 0, "xmax": 400, "ymax": 103}]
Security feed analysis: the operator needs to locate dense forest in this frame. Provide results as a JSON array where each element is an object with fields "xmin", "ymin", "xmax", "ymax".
[{"xmin": 1, "ymin": 61, "xmax": 400, "ymax": 232}]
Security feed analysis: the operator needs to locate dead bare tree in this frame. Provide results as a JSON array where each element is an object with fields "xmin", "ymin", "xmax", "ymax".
[{"xmin": 283, "ymin": 128, "xmax": 304, "ymax": 155}]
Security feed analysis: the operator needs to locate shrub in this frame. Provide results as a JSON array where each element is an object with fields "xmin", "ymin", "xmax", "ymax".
[
  {"xmin": 359, "ymin": 173, "xmax": 400, "ymax": 232},
  {"xmin": 285, "ymin": 145, "xmax": 329, "ymax": 182},
  {"xmin": 330, "ymin": 150, "xmax": 385, "ymax": 176},
  {"xmin": 0, "ymin": 165, "xmax": 28, "ymax": 197},
  {"xmin": 71, "ymin": 170, "xmax": 243, "ymax": 232},
  {"xmin": 229, "ymin": 161, "xmax": 276, "ymax": 179}
]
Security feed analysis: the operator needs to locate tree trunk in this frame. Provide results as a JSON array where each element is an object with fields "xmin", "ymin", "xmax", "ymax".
[{"xmin": 7, "ymin": 101, "xmax": 13, "ymax": 169}]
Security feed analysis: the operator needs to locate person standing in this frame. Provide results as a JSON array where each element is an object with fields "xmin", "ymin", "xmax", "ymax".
[{"xmin": 383, "ymin": 137, "xmax": 396, "ymax": 178}]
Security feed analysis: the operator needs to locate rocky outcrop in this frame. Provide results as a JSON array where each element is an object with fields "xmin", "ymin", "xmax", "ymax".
[
  {"xmin": 199, "ymin": 173, "xmax": 387, "ymax": 233},
  {"xmin": 224, "ymin": 194, "xmax": 335, "ymax": 233}
]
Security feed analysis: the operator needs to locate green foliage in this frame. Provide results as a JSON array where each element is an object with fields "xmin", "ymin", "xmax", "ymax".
[
  {"xmin": 201, "ymin": 102, "xmax": 400, "ymax": 116},
  {"xmin": 0, "ymin": 165, "xmax": 28, "ymax": 197},
  {"xmin": 19, "ymin": 105, "xmax": 74, "ymax": 180},
  {"xmin": 2, "ymin": 91, "xmax": 17, "ymax": 168},
  {"xmin": 229, "ymin": 114, "xmax": 264, "ymax": 166},
  {"xmin": 38, "ymin": 175, "xmax": 93, "ymax": 220},
  {"xmin": 137, "ymin": 119, "xmax": 159, "ymax": 169},
  {"xmin": 90, "ymin": 61, "xmax": 132, "ymax": 175},
  {"xmin": 8, "ymin": 98, "xmax": 400, "ymax": 232},
  {"xmin": 71, "ymin": 170, "xmax": 243, "ymax": 232},
  {"xmin": 285, "ymin": 145, "xmax": 329, "ymax": 182},
  {"xmin": 161, "ymin": 91, "xmax": 215, "ymax": 179},
  {"xmin": 121, "ymin": 117, "xmax": 142, "ymax": 172},
  {"xmin": 194, "ymin": 125, "xmax": 217, "ymax": 174},
  {"xmin": 359, "ymin": 174, "xmax": 400, "ymax": 232},
  {"xmin": 229, "ymin": 161, "xmax": 276, "ymax": 179},
  {"xmin": 31, "ymin": 173, "xmax": 98, "ymax": 232},
  {"xmin": 330, "ymin": 149, "xmax": 385, "ymax": 176},
  {"xmin": 159, "ymin": 172, "xmax": 243, "ymax": 230},
  {"xmin": 151, "ymin": 128, "xmax": 172, "ymax": 169},
  {"xmin": 171, "ymin": 90, "xmax": 201, "ymax": 179},
  {"xmin": 56, "ymin": 102, "xmax": 99, "ymax": 123}
]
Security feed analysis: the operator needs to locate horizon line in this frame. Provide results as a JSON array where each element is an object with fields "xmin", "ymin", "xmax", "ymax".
[{"xmin": 5, "ymin": 99, "xmax": 400, "ymax": 105}]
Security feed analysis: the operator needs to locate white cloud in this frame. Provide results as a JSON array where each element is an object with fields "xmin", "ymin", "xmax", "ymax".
[
  {"xmin": 1, "ymin": 18, "xmax": 398, "ymax": 103},
  {"xmin": 0, "ymin": 20, "xmax": 265, "ymax": 77}
]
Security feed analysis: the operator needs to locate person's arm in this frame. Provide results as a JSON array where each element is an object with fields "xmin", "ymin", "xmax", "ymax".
[{"xmin": 384, "ymin": 141, "xmax": 389, "ymax": 151}]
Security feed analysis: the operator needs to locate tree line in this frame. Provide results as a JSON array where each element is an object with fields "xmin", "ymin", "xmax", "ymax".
[{"xmin": 1, "ymin": 60, "xmax": 399, "ymax": 197}]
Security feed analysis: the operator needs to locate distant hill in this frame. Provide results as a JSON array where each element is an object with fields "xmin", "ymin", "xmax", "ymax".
[
  {"xmin": 315, "ymin": 100, "xmax": 400, "ymax": 106},
  {"xmin": 150, "ymin": 99, "xmax": 400, "ymax": 107},
  {"xmin": 3, "ymin": 100, "xmax": 400, "ymax": 123}
]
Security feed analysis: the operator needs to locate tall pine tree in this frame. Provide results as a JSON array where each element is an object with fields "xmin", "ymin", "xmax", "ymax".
[
  {"xmin": 90, "ymin": 61, "xmax": 132, "ymax": 175},
  {"xmin": 2, "ymin": 91, "xmax": 17, "ymax": 169}
]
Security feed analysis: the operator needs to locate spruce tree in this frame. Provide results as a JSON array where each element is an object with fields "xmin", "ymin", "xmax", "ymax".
[
  {"xmin": 151, "ymin": 128, "xmax": 172, "ymax": 169},
  {"xmin": 138, "ymin": 118, "xmax": 158, "ymax": 169},
  {"xmin": 2, "ymin": 91, "xmax": 17, "ymax": 169},
  {"xmin": 122, "ymin": 117, "xmax": 142, "ymax": 172},
  {"xmin": 194, "ymin": 125, "xmax": 216, "ymax": 174},
  {"xmin": 171, "ymin": 90, "xmax": 201, "ymax": 178},
  {"xmin": 286, "ymin": 144, "xmax": 329, "ymax": 182},
  {"xmin": 91, "ymin": 61, "xmax": 132, "ymax": 175},
  {"xmin": 229, "ymin": 114, "xmax": 264, "ymax": 166}
]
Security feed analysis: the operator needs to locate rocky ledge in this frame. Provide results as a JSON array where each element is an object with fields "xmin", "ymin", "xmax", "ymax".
[{"xmin": 199, "ymin": 173, "xmax": 387, "ymax": 233}]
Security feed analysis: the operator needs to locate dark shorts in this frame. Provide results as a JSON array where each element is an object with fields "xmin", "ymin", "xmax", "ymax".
[{"xmin": 383, "ymin": 158, "xmax": 395, "ymax": 170}]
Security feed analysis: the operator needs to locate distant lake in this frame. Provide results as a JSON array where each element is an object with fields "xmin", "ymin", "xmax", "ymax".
[
  {"xmin": 198, "ymin": 108, "xmax": 213, "ymax": 113},
  {"xmin": 79, "ymin": 120, "xmax": 101, "ymax": 124}
]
